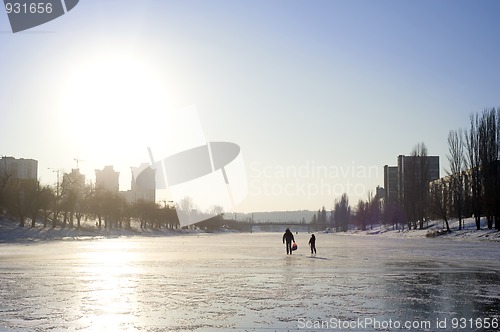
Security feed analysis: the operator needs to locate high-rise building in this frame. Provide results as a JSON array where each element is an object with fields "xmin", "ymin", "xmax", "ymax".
[
  {"xmin": 383, "ymin": 155, "xmax": 439, "ymax": 205},
  {"xmin": 95, "ymin": 165, "xmax": 119, "ymax": 192},
  {"xmin": 397, "ymin": 155, "xmax": 439, "ymax": 204},
  {"xmin": 126, "ymin": 163, "xmax": 156, "ymax": 203},
  {"xmin": 0, "ymin": 156, "xmax": 38, "ymax": 180},
  {"xmin": 383, "ymin": 165, "xmax": 398, "ymax": 204}
]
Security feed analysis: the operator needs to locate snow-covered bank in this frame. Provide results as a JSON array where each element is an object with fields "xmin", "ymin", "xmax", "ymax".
[
  {"xmin": 338, "ymin": 217, "xmax": 500, "ymax": 242},
  {"xmin": 0, "ymin": 216, "xmax": 207, "ymax": 243},
  {"xmin": 2, "ymin": 215, "xmax": 499, "ymax": 243}
]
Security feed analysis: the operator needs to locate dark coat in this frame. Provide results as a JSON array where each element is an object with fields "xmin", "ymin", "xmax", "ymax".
[
  {"xmin": 283, "ymin": 229, "xmax": 295, "ymax": 243},
  {"xmin": 309, "ymin": 234, "xmax": 316, "ymax": 246}
]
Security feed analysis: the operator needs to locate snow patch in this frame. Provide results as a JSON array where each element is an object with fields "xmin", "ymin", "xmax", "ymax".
[{"xmin": 336, "ymin": 217, "xmax": 500, "ymax": 242}]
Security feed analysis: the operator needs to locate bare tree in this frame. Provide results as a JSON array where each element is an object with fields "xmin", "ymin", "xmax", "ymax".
[
  {"xmin": 383, "ymin": 201, "xmax": 406, "ymax": 230},
  {"xmin": 39, "ymin": 187, "xmax": 54, "ymax": 228},
  {"xmin": 88, "ymin": 187, "xmax": 104, "ymax": 229},
  {"xmin": 354, "ymin": 191, "xmax": 381, "ymax": 231},
  {"xmin": 50, "ymin": 174, "xmax": 72, "ymax": 228},
  {"xmin": 132, "ymin": 199, "xmax": 157, "ymax": 229},
  {"xmin": 5, "ymin": 181, "xmax": 29, "ymax": 227},
  {"xmin": 74, "ymin": 185, "xmax": 92, "ymax": 229},
  {"xmin": 177, "ymin": 196, "xmax": 198, "ymax": 228},
  {"xmin": 447, "ymin": 129, "xmax": 466, "ymax": 229},
  {"xmin": 354, "ymin": 199, "xmax": 369, "ymax": 231},
  {"xmin": 478, "ymin": 108, "xmax": 499, "ymax": 229},
  {"xmin": 402, "ymin": 143, "xmax": 430, "ymax": 229},
  {"xmin": 60, "ymin": 190, "xmax": 77, "ymax": 228},
  {"xmin": 333, "ymin": 193, "xmax": 351, "ymax": 232},
  {"xmin": 311, "ymin": 214, "xmax": 317, "ymax": 230},
  {"xmin": 465, "ymin": 113, "xmax": 482, "ymax": 230},
  {"xmin": 0, "ymin": 172, "xmax": 11, "ymax": 209},
  {"xmin": 429, "ymin": 178, "xmax": 450, "ymax": 232},
  {"xmin": 100, "ymin": 191, "xmax": 125, "ymax": 229},
  {"xmin": 25, "ymin": 181, "xmax": 44, "ymax": 228},
  {"xmin": 415, "ymin": 143, "xmax": 430, "ymax": 229},
  {"xmin": 319, "ymin": 206, "xmax": 327, "ymax": 230}
]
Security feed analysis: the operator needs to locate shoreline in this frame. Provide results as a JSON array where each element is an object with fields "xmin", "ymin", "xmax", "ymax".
[
  {"xmin": 1, "ymin": 216, "xmax": 499, "ymax": 243},
  {"xmin": 0, "ymin": 216, "xmax": 212, "ymax": 243},
  {"xmin": 333, "ymin": 217, "xmax": 500, "ymax": 242}
]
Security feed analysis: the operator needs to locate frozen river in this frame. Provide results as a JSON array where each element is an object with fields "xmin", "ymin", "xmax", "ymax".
[{"xmin": 1, "ymin": 232, "xmax": 499, "ymax": 331}]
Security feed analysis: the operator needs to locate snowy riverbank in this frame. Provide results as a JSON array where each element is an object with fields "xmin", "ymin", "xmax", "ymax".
[
  {"xmin": 0, "ymin": 215, "xmax": 208, "ymax": 243},
  {"xmin": 340, "ymin": 217, "xmax": 500, "ymax": 242},
  {"xmin": 1, "ymin": 215, "xmax": 499, "ymax": 243}
]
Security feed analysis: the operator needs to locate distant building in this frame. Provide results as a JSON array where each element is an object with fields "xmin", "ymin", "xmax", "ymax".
[
  {"xmin": 122, "ymin": 163, "xmax": 156, "ymax": 204},
  {"xmin": 0, "ymin": 156, "xmax": 38, "ymax": 180},
  {"xmin": 376, "ymin": 185, "xmax": 385, "ymax": 198},
  {"xmin": 383, "ymin": 165, "xmax": 398, "ymax": 204},
  {"xmin": 397, "ymin": 155, "xmax": 439, "ymax": 204},
  {"xmin": 95, "ymin": 165, "xmax": 119, "ymax": 192},
  {"xmin": 383, "ymin": 155, "xmax": 440, "ymax": 205}
]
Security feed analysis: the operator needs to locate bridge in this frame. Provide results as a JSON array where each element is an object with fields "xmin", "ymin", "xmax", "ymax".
[{"xmin": 247, "ymin": 223, "xmax": 314, "ymax": 233}]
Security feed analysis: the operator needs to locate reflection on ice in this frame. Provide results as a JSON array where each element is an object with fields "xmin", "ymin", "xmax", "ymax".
[
  {"xmin": 75, "ymin": 241, "xmax": 140, "ymax": 330},
  {"xmin": 0, "ymin": 233, "xmax": 499, "ymax": 331}
]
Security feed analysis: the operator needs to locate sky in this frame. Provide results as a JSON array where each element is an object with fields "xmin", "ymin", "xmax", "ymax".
[{"xmin": 1, "ymin": 0, "xmax": 500, "ymax": 213}]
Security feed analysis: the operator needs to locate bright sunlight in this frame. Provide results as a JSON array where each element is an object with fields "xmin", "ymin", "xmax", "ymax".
[{"xmin": 58, "ymin": 52, "xmax": 169, "ymax": 167}]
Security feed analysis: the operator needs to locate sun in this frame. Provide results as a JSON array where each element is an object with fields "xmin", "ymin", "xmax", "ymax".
[{"xmin": 58, "ymin": 52, "xmax": 169, "ymax": 168}]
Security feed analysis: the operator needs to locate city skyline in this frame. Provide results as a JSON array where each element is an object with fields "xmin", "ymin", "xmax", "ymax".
[{"xmin": 1, "ymin": 1, "xmax": 500, "ymax": 212}]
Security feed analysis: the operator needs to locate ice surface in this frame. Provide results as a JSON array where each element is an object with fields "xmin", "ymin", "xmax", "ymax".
[{"xmin": 0, "ymin": 233, "xmax": 499, "ymax": 331}]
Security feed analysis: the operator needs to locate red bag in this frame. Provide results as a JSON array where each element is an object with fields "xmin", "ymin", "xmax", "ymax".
[{"xmin": 292, "ymin": 242, "xmax": 298, "ymax": 251}]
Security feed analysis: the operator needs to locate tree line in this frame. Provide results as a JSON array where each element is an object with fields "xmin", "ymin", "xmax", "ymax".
[
  {"xmin": 312, "ymin": 108, "xmax": 500, "ymax": 232},
  {"xmin": 310, "ymin": 191, "xmax": 382, "ymax": 232},
  {"xmin": 430, "ymin": 108, "xmax": 500, "ymax": 231},
  {"xmin": 0, "ymin": 174, "xmax": 181, "ymax": 231}
]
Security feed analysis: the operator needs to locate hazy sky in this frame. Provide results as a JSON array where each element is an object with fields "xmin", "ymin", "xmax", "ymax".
[{"xmin": 1, "ymin": 0, "xmax": 500, "ymax": 213}]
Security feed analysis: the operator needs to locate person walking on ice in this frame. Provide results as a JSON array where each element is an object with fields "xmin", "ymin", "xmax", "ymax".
[
  {"xmin": 283, "ymin": 228, "xmax": 295, "ymax": 255},
  {"xmin": 309, "ymin": 234, "xmax": 316, "ymax": 255}
]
